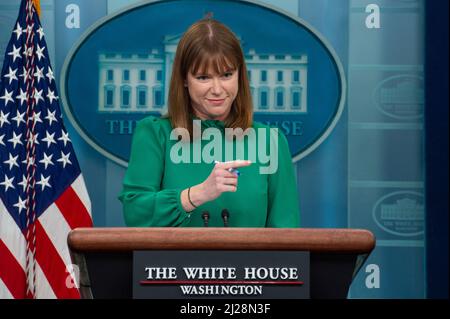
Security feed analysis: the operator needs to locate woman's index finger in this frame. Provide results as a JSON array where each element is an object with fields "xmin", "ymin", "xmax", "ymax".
[{"xmin": 221, "ymin": 160, "xmax": 252, "ymax": 169}]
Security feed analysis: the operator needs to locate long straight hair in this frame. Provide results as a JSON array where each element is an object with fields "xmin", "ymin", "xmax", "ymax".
[{"xmin": 166, "ymin": 18, "xmax": 253, "ymax": 141}]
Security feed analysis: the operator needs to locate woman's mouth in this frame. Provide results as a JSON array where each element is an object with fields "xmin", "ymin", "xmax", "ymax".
[{"xmin": 206, "ymin": 98, "xmax": 226, "ymax": 106}]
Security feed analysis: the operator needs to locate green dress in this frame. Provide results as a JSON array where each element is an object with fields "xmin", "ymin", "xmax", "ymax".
[{"xmin": 118, "ymin": 115, "xmax": 300, "ymax": 227}]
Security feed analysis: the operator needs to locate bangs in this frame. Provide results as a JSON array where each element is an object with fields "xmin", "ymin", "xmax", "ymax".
[{"xmin": 190, "ymin": 52, "xmax": 238, "ymax": 75}]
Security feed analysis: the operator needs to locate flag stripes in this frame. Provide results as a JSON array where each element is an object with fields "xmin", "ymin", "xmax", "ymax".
[
  {"xmin": 1, "ymin": 176, "xmax": 90, "ymax": 298},
  {"xmin": 55, "ymin": 185, "xmax": 93, "ymax": 230},
  {"xmin": 0, "ymin": 239, "xmax": 26, "ymax": 298}
]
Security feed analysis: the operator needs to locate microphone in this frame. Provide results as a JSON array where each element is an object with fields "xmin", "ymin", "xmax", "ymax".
[
  {"xmin": 221, "ymin": 209, "xmax": 230, "ymax": 227},
  {"xmin": 201, "ymin": 211, "xmax": 210, "ymax": 227}
]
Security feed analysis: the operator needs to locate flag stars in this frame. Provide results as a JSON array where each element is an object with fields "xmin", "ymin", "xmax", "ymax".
[
  {"xmin": 22, "ymin": 156, "xmax": 35, "ymax": 169},
  {"xmin": 42, "ymin": 131, "xmax": 56, "ymax": 148},
  {"xmin": 34, "ymin": 66, "xmax": 44, "ymax": 84},
  {"xmin": 33, "ymin": 89, "xmax": 44, "ymax": 104},
  {"xmin": 57, "ymin": 151, "xmax": 72, "ymax": 168},
  {"xmin": 46, "ymin": 89, "xmax": 58, "ymax": 104},
  {"xmin": 13, "ymin": 22, "xmax": 23, "ymax": 40},
  {"xmin": 58, "ymin": 131, "xmax": 71, "ymax": 147},
  {"xmin": 14, "ymin": 196, "xmax": 27, "ymax": 214},
  {"xmin": 0, "ymin": 175, "xmax": 15, "ymax": 192},
  {"xmin": 18, "ymin": 175, "xmax": 28, "ymax": 192},
  {"xmin": 0, "ymin": 111, "xmax": 10, "ymax": 127},
  {"xmin": 4, "ymin": 67, "xmax": 18, "ymax": 84},
  {"xmin": 39, "ymin": 152, "xmax": 54, "ymax": 169},
  {"xmin": 3, "ymin": 153, "xmax": 19, "ymax": 170},
  {"xmin": 19, "ymin": 67, "xmax": 30, "ymax": 81},
  {"xmin": 22, "ymin": 44, "xmax": 31, "ymax": 58},
  {"xmin": 32, "ymin": 111, "xmax": 43, "ymax": 124},
  {"xmin": 37, "ymin": 26, "xmax": 44, "ymax": 40},
  {"xmin": 45, "ymin": 110, "xmax": 58, "ymax": 126},
  {"xmin": 12, "ymin": 110, "xmax": 26, "ymax": 127},
  {"xmin": 46, "ymin": 67, "xmax": 54, "ymax": 82},
  {"xmin": 8, "ymin": 131, "xmax": 23, "ymax": 149},
  {"xmin": 0, "ymin": 14, "xmax": 89, "ymax": 223},
  {"xmin": 7, "ymin": 44, "xmax": 21, "ymax": 63},
  {"xmin": 16, "ymin": 88, "xmax": 27, "ymax": 106},
  {"xmin": 27, "ymin": 132, "xmax": 40, "ymax": 146},
  {"xmin": 0, "ymin": 89, "xmax": 14, "ymax": 106},
  {"xmin": 25, "ymin": 23, "xmax": 34, "ymax": 35},
  {"xmin": 36, "ymin": 44, "xmax": 45, "ymax": 61},
  {"xmin": 36, "ymin": 174, "xmax": 51, "ymax": 191}
]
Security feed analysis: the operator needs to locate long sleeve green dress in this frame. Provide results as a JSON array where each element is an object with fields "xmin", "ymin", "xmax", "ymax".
[{"xmin": 118, "ymin": 115, "xmax": 300, "ymax": 227}]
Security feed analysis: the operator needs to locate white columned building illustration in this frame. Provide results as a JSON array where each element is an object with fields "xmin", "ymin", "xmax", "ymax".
[{"xmin": 98, "ymin": 35, "xmax": 308, "ymax": 114}]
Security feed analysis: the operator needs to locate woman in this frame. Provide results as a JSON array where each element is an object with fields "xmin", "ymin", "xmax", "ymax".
[{"xmin": 118, "ymin": 18, "xmax": 300, "ymax": 227}]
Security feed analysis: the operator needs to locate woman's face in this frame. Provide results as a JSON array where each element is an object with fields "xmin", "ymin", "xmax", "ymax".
[{"xmin": 186, "ymin": 66, "xmax": 239, "ymax": 121}]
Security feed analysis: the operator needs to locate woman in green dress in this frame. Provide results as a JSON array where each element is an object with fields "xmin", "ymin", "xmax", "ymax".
[{"xmin": 118, "ymin": 18, "xmax": 300, "ymax": 228}]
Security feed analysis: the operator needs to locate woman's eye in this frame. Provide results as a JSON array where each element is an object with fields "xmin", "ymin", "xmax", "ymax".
[
  {"xmin": 223, "ymin": 72, "xmax": 233, "ymax": 78},
  {"xmin": 196, "ymin": 75, "xmax": 209, "ymax": 80}
]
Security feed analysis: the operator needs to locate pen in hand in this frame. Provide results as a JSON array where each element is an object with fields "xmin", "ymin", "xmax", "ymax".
[{"xmin": 214, "ymin": 160, "xmax": 241, "ymax": 176}]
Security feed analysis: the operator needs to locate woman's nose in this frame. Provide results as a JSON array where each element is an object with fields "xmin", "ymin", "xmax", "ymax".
[{"xmin": 210, "ymin": 78, "xmax": 223, "ymax": 95}]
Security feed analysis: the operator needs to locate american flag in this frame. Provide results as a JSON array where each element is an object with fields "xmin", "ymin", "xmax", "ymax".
[{"xmin": 0, "ymin": 0, "xmax": 92, "ymax": 299}]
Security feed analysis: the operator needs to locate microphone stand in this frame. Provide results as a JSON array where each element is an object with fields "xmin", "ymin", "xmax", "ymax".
[
  {"xmin": 221, "ymin": 209, "xmax": 229, "ymax": 227},
  {"xmin": 202, "ymin": 211, "xmax": 210, "ymax": 227}
]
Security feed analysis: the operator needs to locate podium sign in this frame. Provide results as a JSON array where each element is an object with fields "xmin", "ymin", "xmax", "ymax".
[{"xmin": 133, "ymin": 250, "xmax": 310, "ymax": 299}]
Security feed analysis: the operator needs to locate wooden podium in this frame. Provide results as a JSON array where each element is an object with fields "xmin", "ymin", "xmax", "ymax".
[{"xmin": 68, "ymin": 228, "xmax": 375, "ymax": 299}]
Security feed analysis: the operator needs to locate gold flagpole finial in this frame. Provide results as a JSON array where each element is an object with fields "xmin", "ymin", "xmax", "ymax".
[{"xmin": 32, "ymin": 0, "xmax": 41, "ymax": 17}]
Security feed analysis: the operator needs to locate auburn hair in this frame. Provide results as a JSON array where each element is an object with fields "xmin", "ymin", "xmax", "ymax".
[{"xmin": 166, "ymin": 18, "xmax": 253, "ymax": 140}]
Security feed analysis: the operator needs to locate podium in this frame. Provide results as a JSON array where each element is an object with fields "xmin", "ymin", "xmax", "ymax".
[{"xmin": 68, "ymin": 228, "xmax": 375, "ymax": 299}]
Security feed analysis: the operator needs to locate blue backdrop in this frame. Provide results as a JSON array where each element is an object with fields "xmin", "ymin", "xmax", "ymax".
[{"xmin": 0, "ymin": 0, "xmax": 436, "ymax": 298}]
